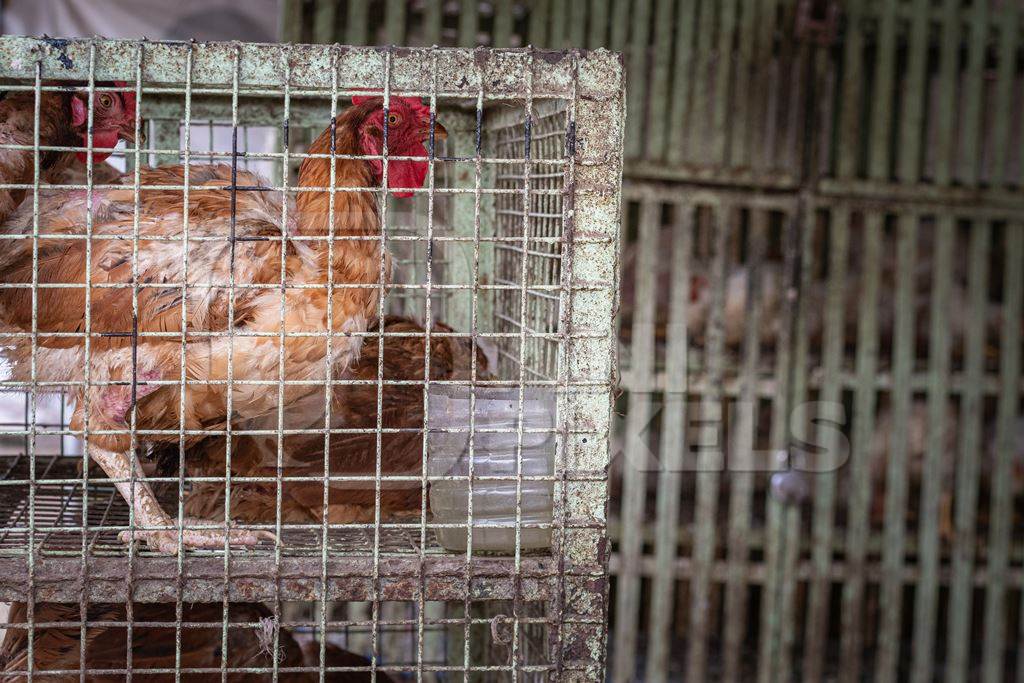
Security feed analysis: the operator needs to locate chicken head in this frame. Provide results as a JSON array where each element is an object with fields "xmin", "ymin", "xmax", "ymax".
[
  {"xmin": 351, "ymin": 95, "xmax": 447, "ymax": 197},
  {"xmin": 68, "ymin": 81, "xmax": 137, "ymax": 163}
]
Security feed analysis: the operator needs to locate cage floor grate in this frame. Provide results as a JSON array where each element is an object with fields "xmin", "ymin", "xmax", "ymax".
[{"xmin": 0, "ymin": 454, "xmax": 488, "ymax": 559}]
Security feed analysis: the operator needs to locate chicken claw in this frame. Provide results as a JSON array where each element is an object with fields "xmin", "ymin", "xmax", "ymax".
[
  {"xmin": 118, "ymin": 516, "xmax": 276, "ymax": 555},
  {"xmin": 88, "ymin": 444, "xmax": 275, "ymax": 554}
]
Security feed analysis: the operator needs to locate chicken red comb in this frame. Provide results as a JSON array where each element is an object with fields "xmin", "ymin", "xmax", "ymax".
[{"xmin": 352, "ymin": 94, "xmax": 431, "ymax": 119}]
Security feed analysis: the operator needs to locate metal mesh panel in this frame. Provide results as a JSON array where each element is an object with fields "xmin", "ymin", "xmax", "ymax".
[{"xmin": 0, "ymin": 38, "xmax": 622, "ymax": 680}]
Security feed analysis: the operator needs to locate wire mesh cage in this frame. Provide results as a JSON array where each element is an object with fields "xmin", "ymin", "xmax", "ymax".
[{"xmin": 0, "ymin": 37, "xmax": 623, "ymax": 680}]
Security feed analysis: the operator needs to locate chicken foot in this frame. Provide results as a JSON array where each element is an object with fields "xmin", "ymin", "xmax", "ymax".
[{"xmin": 89, "ymin": 445, "xmax": 275, "ymax": 554}]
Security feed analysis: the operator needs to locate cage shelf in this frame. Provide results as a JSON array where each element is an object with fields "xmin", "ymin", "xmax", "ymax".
[{"xmin": 0, "ymin": 454, "xmax": 567, "ymax": 603}]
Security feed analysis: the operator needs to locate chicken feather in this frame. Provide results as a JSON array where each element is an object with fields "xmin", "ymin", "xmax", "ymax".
[{"xmin": 171, "ymin": 315, "xmax": 493, "ymax": 526}]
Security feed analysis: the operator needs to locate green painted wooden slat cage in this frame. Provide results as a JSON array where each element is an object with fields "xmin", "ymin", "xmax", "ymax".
[{"xmin": 289, "ymin": 0, "xmax": 1024, "ymax": 681}]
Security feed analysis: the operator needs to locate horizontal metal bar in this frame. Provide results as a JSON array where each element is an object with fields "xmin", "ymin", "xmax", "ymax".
[
  {"xmin": 608, "ymin": 553, "xmax": 1024, "ymax": 589},
  {"xmin": 619, "ymin": 368, "xmax": 1024, "ymax": 397},
  {"xmin": 0, "ymin": 37, "xmax": 623, "ymax": 100},
  {"xmin": 0, "ymin": 554, "xmax": 577, "ymax": 602}
]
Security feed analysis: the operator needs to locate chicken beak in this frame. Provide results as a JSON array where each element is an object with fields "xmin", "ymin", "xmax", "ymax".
[
  {"xmin": 119, "ymin": 123, "xmax": 140, "ymax": 145},
  {"xmin": 428, "ymin": 121, "xmax": 447, "ymax": 142}
]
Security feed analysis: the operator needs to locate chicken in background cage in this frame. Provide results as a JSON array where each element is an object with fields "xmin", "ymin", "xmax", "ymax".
[{"xmin": 0, "ymin": 38, "xmax": 623, "ymax": 679}]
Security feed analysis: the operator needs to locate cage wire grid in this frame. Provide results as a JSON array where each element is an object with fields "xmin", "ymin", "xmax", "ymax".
[{"xmin": 0, "ymin": 38, "xmax": 623, "ymax": 679}]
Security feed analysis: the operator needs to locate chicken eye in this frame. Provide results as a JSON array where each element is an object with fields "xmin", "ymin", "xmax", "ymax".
[
  {"xmin": 387, "ymin": 112, "xmax": 401, "ymax": 128},
  {"xmin": 97, "ymin": 93, "xmax": 114, "ymax": 109}
]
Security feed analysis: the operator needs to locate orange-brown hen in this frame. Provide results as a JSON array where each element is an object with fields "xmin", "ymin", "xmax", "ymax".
[
  {"xmin": 0, "ymin": 82, "xmax": 136, "ymax": 223},
  {"xmin": 169, "ymin": 315, "xmax": 492, "ymax": 526},
  {"xmin": 0, "ymin": 96, "xmax": 446, "ymax": 552}
]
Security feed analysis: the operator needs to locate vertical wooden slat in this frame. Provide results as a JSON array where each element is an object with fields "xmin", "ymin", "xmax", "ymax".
[
  {"xmin": 686, "ymin": 203, "xmax": 730, "ymax": 683},
  {"xmin": 896, "ymin": 0, "xmax": 930, "ymax": 184},
  {"xmin": 874, "ymin": 213, "xmax": 918, "ymax": 683},
  {"xmin": 731, "ymin": 0, "xmax": 760, "ymax": 169},
  {"xmin": 933, "ymin": 0, "xmax": 961, "ymax": 187},
  {"xmin": 836, "ymin": 0, "xmax": 864, "ymax": 179},
  {"xmin": 867, "ymin": 0, "xmax": 898, "ymax": 180},
  {"xmin": 609, "ymin": 0, "xmax": 631, "ymax": 53},
  {"xmin": 278, "ymin": 0, "xmax": 303, "ymax": 42},
  {"xmin": 625, "ymin": 0, "xmax": 653, "ymax": 160},
  {"xmin": 665, "ymin": 0, "xmax": 698, "ymax": 166},
  {"xmin": 910, "ymin": 215, "xmax": 955, "ymax": 683},
  {"xmin": 690, "ymin": 0, "xmax": 717, "ymax": 165},
  {"xmin": 722, "ymin": 209, "xmax": 768, "ymax": 683},
  {"xmin": 550, "ymin": 0, "xmax": 568, "ymax": 48},
  {"xmin": 757, "ymin": 0, "xmax": 778, "ymax": 174},
  {"xmin": 775, "ymin": 205, "xmax": 816, "ymax": 683},
  {"xmin": 313, "ymin": 0, "xmax": 338, "ymax": 44},
  {"xmin": 345, "ymin": 0, "xmax": 369, "ymax": 45},
  {"xmin": 959, "ymin": 0, "xmax": 989, "ymax": 187},
  {"xmin": 385, "ymin": 0, "xmax": 407, "ymax": 45},
  {"xmin": 422, "ymin": 0, "xmax": 443, "ymax": 46},
  {"xmin": 528, "ymin": 0, "xmax": 550, "ymax": 47},
  {"xmin": 752, "ymin": 0, "xmax": 778, "ymax": 174},
  {"xmin": 548, "ymin": 0, "xmax": 565, "ymax": 47},
  {"xmin": 981, "ymin": 224, "xmax": 1022, "ymax": 683},
  {"xmin": 568, "ymin": 0, "xmax": 587, "ymax": 47},
  {"xmin": 945, "ymin": 220, "xmax": 992, "ymax": 683},
  {"xmin": 611, "ymin": 199, "xmax": 660, "ymax": 683},
  {"xmin": 644, "ymin": 202, "xmax": 693, "ymax": 683},
  {"xmin": 758, "ymin": 204, "xmax": 800, "ymax": 683},
  {"xmin": 779, "ymin": 0, "xmax": 806, "ymax": 176},
  {"xmin": 643, "ymin": 0, "xmax": 676, "ymax": 161},
  {"xmin": 588, "ymin": 0, "xmax": 609, "ymax": 47},
  {"xmin": 910, "ymin": 4, "xmax": 960, "ymax": 677},
  {"xmin": 492, "ymin": 0, "xmax": 514, "ymax": 48},
  {"xmin": 990, "ymin": 1, "xmax": 1019, "ymax": 187},
  {"xmin": 758, "ymin": 500, "xmax": 784, "ymax": 683},
  {"xmin": 802, "ymin": 206, "xmax": 850, "ymax": 682},
  {"xmin": 458, "ymin": 0, "xmax": 478, "ymax": 47},
  {"xmin": 710, "ymin": 0, "xmax": 739, "ymax": 165},
  {"xmin": 838, "ymin": 211, "xmax": 883, "ymax": 683},
  {"xmin": 777, "ymin": 502, "xmax": 801, "ymax": 683}
]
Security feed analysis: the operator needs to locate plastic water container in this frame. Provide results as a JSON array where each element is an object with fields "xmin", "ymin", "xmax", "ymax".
[{"xmin": 427, "ymin": 386, "xmax": 555, "ymax": 553}]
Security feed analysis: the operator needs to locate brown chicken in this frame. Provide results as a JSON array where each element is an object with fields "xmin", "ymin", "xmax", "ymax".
[
  {"xmin": 0, "ymin": 601, "xmax": 392, "ymax": 681},
  {"xmin": 0, "ymin": 96, "xmax": 446, "ymax": 552},
  {"xmin": 171, "ymin": 315, "xmax": 492, "ymax": 525},
  {"xmin": 0, "ymin": 81, "xmax": 135, "ymax": 223}
]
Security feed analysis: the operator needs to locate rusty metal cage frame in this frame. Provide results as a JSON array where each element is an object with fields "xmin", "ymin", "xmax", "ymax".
[{"xmin": 0, "ymin": 36, "xmax": 624, "ymax": 680}]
